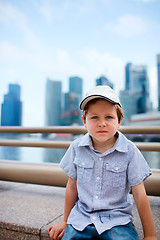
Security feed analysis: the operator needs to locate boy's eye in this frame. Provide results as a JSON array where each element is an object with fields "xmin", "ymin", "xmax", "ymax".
[
  {"xmin": 106, "ymin": 116, "xmax": 113, "ymax": 119},
  {"xmin": 91, "ymin": 116, "xmax": 98, "ymax": 119}
]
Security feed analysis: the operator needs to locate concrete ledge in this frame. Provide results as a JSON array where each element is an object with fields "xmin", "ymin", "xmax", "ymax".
[
  {"xmin": 0, "ymin": 181, "xmax": 65, "ymax": 239},
  {"xmin": 0, "ymin": 181, "xmax": 159, "ymax": 239}
]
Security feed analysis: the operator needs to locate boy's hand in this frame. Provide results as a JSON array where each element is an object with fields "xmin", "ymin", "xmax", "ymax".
[{"xmin": 47, "ymin": 221, "xmax": 67, "ymax": 240}]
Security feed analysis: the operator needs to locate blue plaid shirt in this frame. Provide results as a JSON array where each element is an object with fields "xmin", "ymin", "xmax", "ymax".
[{"xmin": 60, "ymin": 132, "xmax": 151, "ymax": 234}]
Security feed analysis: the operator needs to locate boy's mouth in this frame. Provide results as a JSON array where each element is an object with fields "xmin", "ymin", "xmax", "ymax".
[{"xmin": 97, "ymin": 130, "xmax": 107, "ymax": 133}]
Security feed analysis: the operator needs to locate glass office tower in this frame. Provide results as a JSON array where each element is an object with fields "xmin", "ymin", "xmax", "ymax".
[
  {"xmin": 96, "ymin": 76, "xmax": 114, "ymax": 89},
  {"xmin": 125, "ymin": 63, "xmax": 150, "ymax": 114},
  {"xmin": 45, "ymin": 79, "xmax": 62, "ymax": 126},
  {"xmin": 69, "ymin": 76, "xmax": 82, "ymax": 99},
  {"xmin": 1, "ymin": 84, "xmax": 22, "ymax": 126},
  {"xmin": 68, "ymin": 76, "xmax": 83, "ymax": 125},
  {"xmin": 125, "ymin": 63, "xmax": 132, "ymax": 91},
  {"xmin": 61, "ymin": 76, "xmax": 83, "ymax": 126}
]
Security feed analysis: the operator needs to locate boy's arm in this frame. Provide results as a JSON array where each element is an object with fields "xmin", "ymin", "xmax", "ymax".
[
  {"xmin": 48, "ymin": 177, "xmax": 78, "ymax": 240},
  {"xmin": 132, "ymin": 182, "xmax": 157, "ymax": 240},
  {"xmin": 63, "ymin": 177, "xmax": 78, "ymax": 222}
]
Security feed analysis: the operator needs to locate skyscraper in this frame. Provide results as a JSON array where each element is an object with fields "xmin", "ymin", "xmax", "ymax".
[
  {"xmin": 61, "ymin": 76, "xmax": 83, "ymax": 126},
  {"xmin": 1, "ymin": 84, "xmax": 22, "ymax": 126},
  {"xmin": 120, "ymin": 63, "xmax": 150, "ymax": 125},
  {"xmin": 45, "ymin": 79, "xmax": 62, "ymax": 126},
  {"xmin": 124, "ymin": 63, "xmax": 150, "ymax": 113},
  {"xmin": 125, "ymin": 63, "xmax": 132, "ymax": 91},
  {"xmin": 157, "ymin": 54, "xmax": 160, "ymax": 111},
  {"xmin": 69, "ymin": 76, "xmax": 82, "ymax": 98},
  {"xmin": 96, "ymin": 76, "xmax": 114, "ymax": 89},
  {"xmin": 119, "ymin": 90, "xmax": 137, "ymax": 125},
  {"xmin": 69, "ymin": 76, "xmax": 82, "ymax": 125}
]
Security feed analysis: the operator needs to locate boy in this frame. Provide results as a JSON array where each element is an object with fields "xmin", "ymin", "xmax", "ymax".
[{"xmin": 48, "ymin": 86, "xmax": 157, "ymax": 240}]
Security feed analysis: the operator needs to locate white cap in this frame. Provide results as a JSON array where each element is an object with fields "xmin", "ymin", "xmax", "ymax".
[{"xmin": 80, "ymin": 85, "xmax": 121, "ymax": 110}]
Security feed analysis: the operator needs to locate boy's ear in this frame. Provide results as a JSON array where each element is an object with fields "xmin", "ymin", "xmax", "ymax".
[
  {"xmin": 81, "ymin": 115, "xmax": 87, "ymax": 128},
  {"xmin": 118, "ymin": 117, "xmax": 123, "ymax": 128}
]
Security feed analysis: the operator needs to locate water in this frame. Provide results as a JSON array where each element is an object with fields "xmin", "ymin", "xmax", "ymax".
[
  {"xmin": 0, "ymin": 134, "xmax": 74, "ymax": 164},
  {"xmin": 0, "ymin": 134, "xmax": 160, "ymax": 169}
]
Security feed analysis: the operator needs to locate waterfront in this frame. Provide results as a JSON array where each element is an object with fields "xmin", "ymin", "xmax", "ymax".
[
  {"xmin": 0, "ymin": 134, "xmax": 72, "ymax": 164},
  {"xmin": 0, "ymin": 134, "xmax": 160, "ymax": 169}
]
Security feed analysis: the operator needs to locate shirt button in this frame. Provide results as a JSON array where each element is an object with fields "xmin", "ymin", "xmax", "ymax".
[
  {"xmin": 95, "ymin": 196, "xmax": 99, "ymax": 199},
  {"xmin": 96, "ymin": 177, "xmax": 100, "ymax": 181},
  {"xmin": 115, "ymin": 167, "xmax": 119, "ymax": 171},
  {"xmin": 82, "ymin": 162, "xmax": 85, "ymax": 166},
  {"xmin": 99, "ymin": 157, "xmax": 102, "ymax": 161},
  {"xmin": 92, "ymin": 216, "xmax": 96, "ymax": 220}
]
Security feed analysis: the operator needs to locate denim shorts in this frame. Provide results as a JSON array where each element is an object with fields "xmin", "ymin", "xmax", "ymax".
[{"xmin": 62, "ymin": 222, "xmax": 139, "ymax": 240}]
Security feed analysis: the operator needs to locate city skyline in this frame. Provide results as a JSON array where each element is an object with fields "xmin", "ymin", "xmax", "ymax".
[
  {"xmin": 0, "ymin": 0, "xmax": 160, "ymax": 126},
  {"xmin": 0, "ymin": 67, "xmax": 156, "ymax": 127}
]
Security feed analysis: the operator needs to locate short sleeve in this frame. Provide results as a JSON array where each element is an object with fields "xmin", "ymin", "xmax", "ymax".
[
  {"xmin": 59, "ymin": 142, "xmax": 77, "ymax": 179},
  {"xmin": 127, "ymin": 143, "xmax": 152, "ymax": 188}
]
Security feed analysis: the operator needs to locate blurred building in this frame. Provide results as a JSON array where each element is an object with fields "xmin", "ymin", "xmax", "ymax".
[
  {"xmin": 96, "ymin": 76, "xmax": 114, "ymax": 89},
  {"xmin": 127, "ymin": 64, "xmax": 150, "ymax": 113},
  {"xmin": 125, "ymin": 63, "xmax": 132, "ymax": 91},
  {"xmin": 157, "ymin": 54, "xmax": 160, "ymax": 111},
  {"xmin": 120, "ymin": 63, "xmax": 150, "ymax": 124},
  {"xmin": 119, "ymin": 90, "xmax": 137, "ymax": 125},
  {"xmin": 61, "ymin": 76, "xmax": 83, "ymax": 126},
  {"xmin": 45, "ymin": 79, "xmax": 62, "ymax": 126},
  {"xmin": 1, "ymin": 84, "xmax": 22, "ymax": 126},
  {"xmin": 69, "ymin": 76, "xmax": 82, "ymax": 98}
]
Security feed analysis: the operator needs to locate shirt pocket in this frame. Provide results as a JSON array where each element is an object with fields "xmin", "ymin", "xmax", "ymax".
[
  {"xmin": 105, "ymin": 164, "xmax": 126, "ymax": 187},
  {"xmin": 74, "ymin": 158, "xmax": 94, "ymax": 183}
]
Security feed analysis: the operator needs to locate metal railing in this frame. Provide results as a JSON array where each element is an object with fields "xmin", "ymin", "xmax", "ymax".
[
  {"xmin": 0, "ymin": 126, "xmax": 160, "ymax": 196},
  {"xmin": 0, "ymin": 125, "xmax": 160, "ymax": 134}
]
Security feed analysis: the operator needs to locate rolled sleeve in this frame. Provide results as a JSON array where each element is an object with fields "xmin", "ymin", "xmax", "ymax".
[
  {"xmin": 59, "ymin": 142, "xmax": 77, "ymax": 179},
  {"xmin": 127, "ymin": 143, "xmax": 152, "ymax": 188}
]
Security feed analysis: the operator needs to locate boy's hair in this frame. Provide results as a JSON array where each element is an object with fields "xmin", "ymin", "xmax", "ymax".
[{"xmin": 82, "ymin": 98, "xmax": 123, "ymax": 123}]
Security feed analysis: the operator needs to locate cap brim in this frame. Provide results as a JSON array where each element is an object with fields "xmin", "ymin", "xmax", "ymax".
[{"xmin": 80, "ymin": 95, "xmax": 121, "ymax": 110}]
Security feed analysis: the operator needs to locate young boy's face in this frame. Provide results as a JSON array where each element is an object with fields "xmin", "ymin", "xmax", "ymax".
[{"xmin": 82, "ymin": 99, "xmax": 121, "ymax": 152}]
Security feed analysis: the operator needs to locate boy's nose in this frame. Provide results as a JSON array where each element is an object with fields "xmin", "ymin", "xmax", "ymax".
[{"xmin": 98, "ymin": 119, "xmax": 106, "ymax": 127}]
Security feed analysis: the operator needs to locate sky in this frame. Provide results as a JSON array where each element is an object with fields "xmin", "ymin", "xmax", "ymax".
[{"xmin": 0, "ymin": 0, "xmax": 160, "ymax": 126}]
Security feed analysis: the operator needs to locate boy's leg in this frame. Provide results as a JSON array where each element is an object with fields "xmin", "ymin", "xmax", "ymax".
[
  {"xmin": 100, "ymin": 222, "xmax": 139, "ymax": 240},
  {"xmin": 61, "ymin": 224, "xmax": 97, "ymax": 240}
]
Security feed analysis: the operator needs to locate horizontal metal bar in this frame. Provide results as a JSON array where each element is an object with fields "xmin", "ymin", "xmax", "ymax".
[
  {"xmin": 144, "ymin": 170, "xmax": 160, "ymax": 196},
  {"xmin": 0, "ymin": 126, "xmax": 160, "ymax": 134},
  {"xmin": 0, "ymin": 139, "xmax": 160, "ymax": 151},
  {"xmin": 120, "ymin": 126, "xmax": 160, "ymax": 134},
  {"xmin": 0, "ymin": 160, "xmax": 68, "ymax": 187},
  {"xmin": 0, "ymin": 139, "xmax": 71, "ymax": 148},
  {"xmin": 0, "ymin": 160, "xmax": 159, "ymax": 196},
  {"xmin": 0, "ymin": 126, "xmax": 87, "ymax": 134},
  {"xmin": 134, "ymin": 142, "xmax": 160, "ymax": 151}
]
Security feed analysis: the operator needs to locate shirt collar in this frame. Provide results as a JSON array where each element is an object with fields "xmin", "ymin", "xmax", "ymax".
[
  {"xmin": 78, "ymin": 133, "xmax": 93, "ymax": 147},
  {"xmin": 78, "ymin": 131, "xmax": 128, "ymax": 153},
  {"xmin": 113, "ymin": 131, "xmax": 128, "ymax": 153}
]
